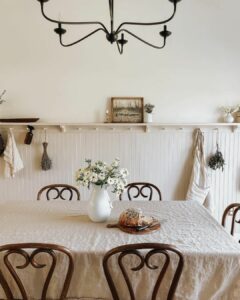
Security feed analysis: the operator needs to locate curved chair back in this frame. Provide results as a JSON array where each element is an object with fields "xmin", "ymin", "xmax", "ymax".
[
  {"xmin": 222, "ymin": 203, "xmax": 240, "ymax": 236},
  {"xmin": 103, "ymin": 243, "xmax": 184, "ymax": 300},
  {"xmin": 0, "ymin": 243, "xmax": 74, "ymax": 300},
  {"xmin": 37, "ymin": 184, "xmax": 80, "ymax": 201},
  {"xmin": 119, "ymin": 182, "xmax": 162, "ymax": 201}
]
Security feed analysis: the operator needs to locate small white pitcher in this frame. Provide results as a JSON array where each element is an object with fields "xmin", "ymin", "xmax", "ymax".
[{"xmin": 87, "ymin": 185, "xmax": 112, "ymax": 222}]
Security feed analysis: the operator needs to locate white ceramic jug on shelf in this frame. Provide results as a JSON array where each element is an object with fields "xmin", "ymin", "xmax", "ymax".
[{"xmin": 224, "ymin": 113, "xmax": 234, "ymax": 123}]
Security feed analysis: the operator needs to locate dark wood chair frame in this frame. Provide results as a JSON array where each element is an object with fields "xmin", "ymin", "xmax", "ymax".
[
  {"xmin": 0, "ymin": 243, "xmax": 74, "ymax": 300},
  {"xmin": 222, "ymin": 203, "xmax": 240, "ymax": 236},
  {"xmin": 37, "ymin": 184, "xmax": 80, "ymax": 201},
  {"xmin": 119, "ymin": 182, "xmax": 162, "ymax": 201},
  {"xmin": 103, "ymin": 243, "xmax": 184, "ymax": 300}
]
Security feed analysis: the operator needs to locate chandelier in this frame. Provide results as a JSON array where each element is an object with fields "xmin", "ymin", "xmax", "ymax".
[{"xmin": 36, "ymin": 0, "xmax": 182, "ymax": 54}]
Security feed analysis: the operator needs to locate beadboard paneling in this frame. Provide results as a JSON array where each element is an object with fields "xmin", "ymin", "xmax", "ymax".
[{"xmin": 0, "ymin": 128, "xmax": 239, "ymax": 222}]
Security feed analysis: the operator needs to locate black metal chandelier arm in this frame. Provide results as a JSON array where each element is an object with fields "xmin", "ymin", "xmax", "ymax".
[
  {"xmin": 40, "ymin": 2, "xmax": 109, "ymax": 34},
  {"xmin": 115, "ymin": 2, "xmax": 177, "ymax": 34},
  {"xmin": 119, "ymin": 29, "xmax": 166, "ymax": 49},
  {"xmin": 116, "ymin": 41, "xmax": 123, "ymax": 54},
  {"xmin": 59, "ymin": 28, "xmax": 105, "ymax": 47}
]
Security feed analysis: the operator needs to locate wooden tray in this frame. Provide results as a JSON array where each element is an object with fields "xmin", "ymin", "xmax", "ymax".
[
  {"xmin": 0, "ymin": 118, "xmax": 39, "ymax": 123},
  {"xmin": 107, "ymin": 220, "xmax": 160, "ymax": 235}
]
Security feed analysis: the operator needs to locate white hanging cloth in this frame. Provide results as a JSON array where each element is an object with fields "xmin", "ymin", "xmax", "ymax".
[
  {"xmin": 186, "ymin": 129, "xmax": 212, "ymax": 211},
  {"xmin": 3, "ymin": 130, "xmax": 24, "ymax": 178}
]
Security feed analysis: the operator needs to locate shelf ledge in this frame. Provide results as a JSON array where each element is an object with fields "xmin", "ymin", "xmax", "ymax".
[{"xmin": 0, "ymin": 122, "xmax": 238, "ymax": 133}]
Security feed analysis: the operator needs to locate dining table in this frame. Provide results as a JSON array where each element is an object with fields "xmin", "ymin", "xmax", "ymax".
[{"xmin": 0, "ymin": 199, "xmax": 239, "ymax": 300}]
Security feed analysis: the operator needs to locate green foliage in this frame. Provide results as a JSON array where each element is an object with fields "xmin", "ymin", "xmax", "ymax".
[{"xmin": 144, "ymin": 103, "xmax": 155, "ymax": 113}]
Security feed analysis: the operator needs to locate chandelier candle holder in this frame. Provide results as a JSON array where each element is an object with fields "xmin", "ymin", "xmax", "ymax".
[{"xmin": 36, "ymin": 0, "xmax": 182, "ymax": 54}]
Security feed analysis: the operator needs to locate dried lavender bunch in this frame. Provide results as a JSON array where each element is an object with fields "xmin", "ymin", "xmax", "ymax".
[{"xmin": 41, "ymin": 142, "xmax": 52, "ymax": 171}]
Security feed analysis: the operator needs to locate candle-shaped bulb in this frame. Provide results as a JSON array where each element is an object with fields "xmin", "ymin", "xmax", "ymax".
[
  {"xmin": 160, "ymin": 25, "xmax": 172, "ymax": 38},
  {"xmin": 54, "ymin": 23, "xmax": 67, "ymax": 35}
]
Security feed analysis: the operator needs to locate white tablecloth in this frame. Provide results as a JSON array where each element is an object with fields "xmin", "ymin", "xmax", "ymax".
[{"xmin": 0, "ymin": 200, "xmax": 240, "ymax": 300}]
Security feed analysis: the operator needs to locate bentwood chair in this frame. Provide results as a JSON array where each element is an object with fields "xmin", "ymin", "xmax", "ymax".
[
  {"xmin": 103, "ymin": 243, "xmax": 184, "ymax": 300},
  {"xmin": 222, "ymin": 203, "xmax": 240, "ymax": 239},
  {"xmin": 0, "ymin": 243, "xmax": 74, "ymax": 300},
  {"xmin": 37, "ymin": 184, "xmax": 80, "ymax": 201},
  {"xmin": 119, "ymin": 182, "xmax": 162, "ymax": 201}
]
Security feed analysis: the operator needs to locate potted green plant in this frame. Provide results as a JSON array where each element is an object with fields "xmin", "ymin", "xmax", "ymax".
[{"xmin": 144, "ymin": 103, "xmax": 155, "ymax": 123}]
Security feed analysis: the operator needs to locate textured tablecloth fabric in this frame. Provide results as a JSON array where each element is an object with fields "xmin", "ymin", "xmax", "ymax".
[{"xmin": 0, "ymin": 200, "xmax": 239, "ymax": 300}]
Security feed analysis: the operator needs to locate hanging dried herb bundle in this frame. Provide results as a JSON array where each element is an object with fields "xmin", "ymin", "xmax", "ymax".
[
  {"xmin": 208, "ymin": 144, "xmax": 225, "ymax": 171},
  {"xmin": 41, "ymin": 142, "xmax": 52, "ymax": 171}
]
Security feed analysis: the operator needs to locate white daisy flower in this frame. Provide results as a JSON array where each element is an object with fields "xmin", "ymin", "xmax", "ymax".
[
  {"xmin": 108, "ymin": 178, "xmax": 114, "ymax": 185},
  {"xmin": 90, "ymin": 173, "xmax": 98, "ymax": 183},
  {"xmin": 85, "ymin": 171, "xmax": 91, "ymax": 177},
  {"xmin": 82, "ymin": 180, "xmax": 89, "ymax": 187}
]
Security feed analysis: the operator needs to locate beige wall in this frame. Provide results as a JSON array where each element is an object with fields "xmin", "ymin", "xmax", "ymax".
[
  {"xmin": 0, "ymin": 1, "xmax": 240, "ymax": 221},
  {"xmin": 0, "ymin": 0, "xmax": 239, "ymax": 122}
]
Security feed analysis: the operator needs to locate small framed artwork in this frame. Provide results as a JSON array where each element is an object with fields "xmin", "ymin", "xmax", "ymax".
[{"xmin": 111, "ymin": 97, "xmax": 144, "ymax": 123}]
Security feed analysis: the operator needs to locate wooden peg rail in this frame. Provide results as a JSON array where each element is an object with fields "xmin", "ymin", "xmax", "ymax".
[{"xmin": 0, "ymin": 122, "xmax": 239, "ymax": 133}]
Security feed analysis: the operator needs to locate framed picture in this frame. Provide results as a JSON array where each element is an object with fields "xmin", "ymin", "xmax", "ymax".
[{"xmin": 111, "ymin": 97, "xmax": 144, "ymax": 123}]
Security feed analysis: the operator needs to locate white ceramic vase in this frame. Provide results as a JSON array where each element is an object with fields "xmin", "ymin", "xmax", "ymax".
[
  {"xmin": 224, "ymin": 113, "xmax": 234, "ymax": 123},
  {"xmin": 145, "ymin": 112, "xmax": 153, "ymax": 123},
  {"xmin": 87, "ymin": 185, "xmax": 112, "ymax": 222}
]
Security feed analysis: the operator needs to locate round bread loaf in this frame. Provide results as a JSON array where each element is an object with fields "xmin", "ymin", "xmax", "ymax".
[{"xmin": 119, "ymin": 208, "xmax": 153, "ymax": 227}]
